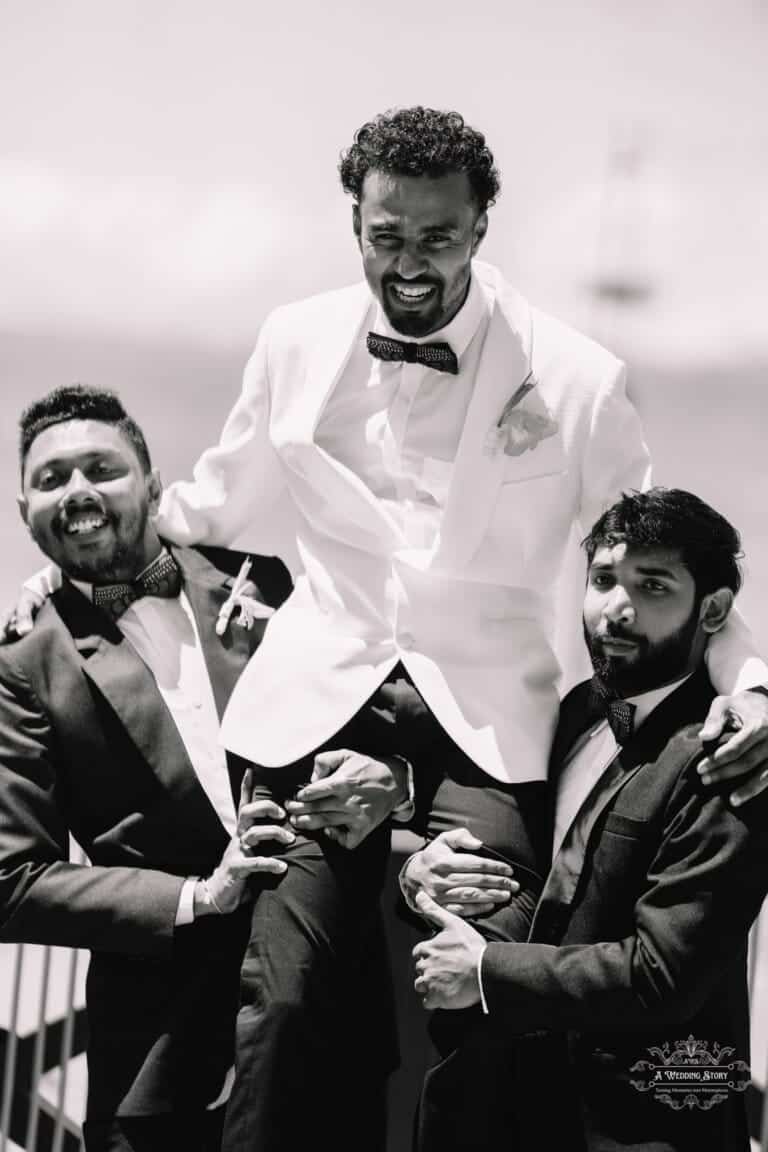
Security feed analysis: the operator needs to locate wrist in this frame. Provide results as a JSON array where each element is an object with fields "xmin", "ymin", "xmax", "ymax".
[{"xmin": 193, "ymin": 877, "xmax": 225, "ymax": 917}]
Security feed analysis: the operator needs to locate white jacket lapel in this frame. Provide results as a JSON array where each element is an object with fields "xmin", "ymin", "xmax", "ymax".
[
  {"xmin": 289, "ymin": 282, "xmax": 406, "ymax": 550},
  {"xmin": 433, "ymin": 283, "xmax": 533, "ymax": 569}
]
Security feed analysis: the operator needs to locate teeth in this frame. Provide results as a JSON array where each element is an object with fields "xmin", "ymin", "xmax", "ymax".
[
  {"xmin": 65, "ymin": 517, "xmax": 107, "ymax": 535},
  {"xmin": 393, "ymin": 285, "xmax": 433, "ymax": 299}
]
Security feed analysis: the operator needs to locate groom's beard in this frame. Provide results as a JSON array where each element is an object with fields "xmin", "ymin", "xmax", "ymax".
[{"xmin": 583, "ymin": 607, "xmax": 700, "ymax": 698}]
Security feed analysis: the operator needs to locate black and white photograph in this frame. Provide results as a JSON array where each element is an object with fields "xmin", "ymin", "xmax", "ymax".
[{"xmin": 1, "ymin": 2, "xmax": 767, "ymax": 1150}]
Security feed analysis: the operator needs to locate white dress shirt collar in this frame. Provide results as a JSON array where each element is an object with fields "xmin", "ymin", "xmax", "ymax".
[{"xmin": 371, "ymin": 272, "xmax": 489, "ymax": 364}]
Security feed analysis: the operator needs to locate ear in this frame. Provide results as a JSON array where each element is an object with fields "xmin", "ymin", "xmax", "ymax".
[
  {"xmin": 146, "ymin": 468, "xmax": 163, "ymax": 517},
  {"xmin": 352, "ymin": 203, "xmax": 362, "ymax": 246},
  {"xmin": 17, "ymin": 493, "xmax": 30, "ymax": 532},
  {"xmin": 699, "ymin": 587, "xmax": 733, "ymax": 634},
  {"xmin": 471, "ymin": 211, "xmax": 488, "ymax": 255}
]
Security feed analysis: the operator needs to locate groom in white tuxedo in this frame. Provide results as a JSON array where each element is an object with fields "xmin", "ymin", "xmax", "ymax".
[{"xmin": 149, "ymin": 107, "xmax": 768, "ymax": 1151}]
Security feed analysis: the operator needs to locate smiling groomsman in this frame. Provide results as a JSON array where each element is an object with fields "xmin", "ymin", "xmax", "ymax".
[{"xmin": 7, "ymin": 109, "xmax": 768, "ymax": 1152}]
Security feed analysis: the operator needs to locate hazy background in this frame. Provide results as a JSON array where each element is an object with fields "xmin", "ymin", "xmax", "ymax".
[
  {"xmin": 1, "ymin": 0, "xmax": 767, "ymax": 1122},
  {"xmin": 2, "ymin": 0, "xmax": 767, "ymax": 627}
]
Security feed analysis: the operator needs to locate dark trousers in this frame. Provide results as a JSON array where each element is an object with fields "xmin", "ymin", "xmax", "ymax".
[
  {"xmin": 83, "ymin": 1107, "xmax": 225, "ymax": 1152},
  {"xmin": 222, "ymin": 667, "xmax": 547, "ymax": 1152}
]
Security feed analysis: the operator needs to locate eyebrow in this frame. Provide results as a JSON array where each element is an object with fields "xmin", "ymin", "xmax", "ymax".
[
  {"xmin": 589, "ymin": 562, "xmax": 681, "ymax": 580},
  {"xmin": 30, "ymin": 449, "xmax": 122, "ymax": 476},
  {"xmin": 634, "ymin": 565, "xmax": 681, "ymax": 579},
  {"xmin": 367, "ymin": 218, "xmax": 461, "ymax": 233},
  {"xmin": 35, "ymin": 450, "xmax": 119, "ymax": 467}
]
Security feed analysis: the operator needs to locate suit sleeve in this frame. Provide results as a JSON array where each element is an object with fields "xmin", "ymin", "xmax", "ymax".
[
  {"xmin": 0, "ymin": 659, "xmax": 185, "ymax": 956},
  {"xmin": 481, "ymin": 752, "xmax": 768, "ymax": 1033},
  {"xmin": 578, "ymin": 361, "xmax": 651, "ymax": 536},
  {"xmin": 155, "ymin": 312, "xmax": 295, "ymax": 558},
  {"xmin": 705, "ymin": 609, "xmax": 768, "ymax": 693}
]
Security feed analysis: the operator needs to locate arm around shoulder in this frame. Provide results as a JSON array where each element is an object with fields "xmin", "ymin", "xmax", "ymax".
[{"xmin": 156, "ymin": 312, "xmax": 292, "ymax": 552}]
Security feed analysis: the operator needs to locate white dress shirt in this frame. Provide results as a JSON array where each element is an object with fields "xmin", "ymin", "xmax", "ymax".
[
  {"xmin": 316, "ymin": 273, "xmax": 491, "ymax": 550},
  {"xmin": 72, "ymin": 569, "xmax": 237, "ymax": 927},
  {"xmin": 73, "ymin": 568, "xmax": 236, "ymax": 1108}
]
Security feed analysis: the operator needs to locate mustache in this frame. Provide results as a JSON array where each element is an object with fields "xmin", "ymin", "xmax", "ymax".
[
  {"xmin": 594, "ymin": 624, "xmax": 639, "ymax": 643},
  {"xmin": 383, "ymin": 274, "xmax": 443, "ymax": 289}
]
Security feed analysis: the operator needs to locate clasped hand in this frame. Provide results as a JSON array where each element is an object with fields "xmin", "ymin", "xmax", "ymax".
[
  {"xmin": 284, "ymin": 749, "xmax": 409, "ymax": 849},
  {"xmin": 199, "ymin": 767, "xmax": 291, "ymax": 915}
]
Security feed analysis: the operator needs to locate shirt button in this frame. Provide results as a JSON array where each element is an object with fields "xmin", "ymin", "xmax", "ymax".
[{"xmin": 398, "ymin": 631, "xmax": 416, "ymax": 651}]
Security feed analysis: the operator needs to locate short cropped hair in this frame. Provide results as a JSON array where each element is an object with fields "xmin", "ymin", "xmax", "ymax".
[
  {"xmin": 20, "ymin": 385, "xmax": 152, "ymax": 476},
  {"xmin": 339, "ymin": 106, "xmax": 501, "ymax": 213},
  {"xmin": 583, "ymin": 488, "xmax": 743, "ymax": 598}
]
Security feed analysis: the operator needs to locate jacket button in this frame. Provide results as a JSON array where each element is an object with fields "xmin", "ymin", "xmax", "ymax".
[{"xmin": 398, "ymin": 632, "xmax": 416, "ymax": 650}]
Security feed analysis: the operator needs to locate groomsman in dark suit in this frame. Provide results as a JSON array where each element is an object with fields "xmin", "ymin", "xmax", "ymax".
[
  {"xmin": 408, "ymin": 488, "xmax": 768, "ymax": 1152},
  {"xmin": 0, "ymin": 385, "xmax": 294, "ymax": 1151}
]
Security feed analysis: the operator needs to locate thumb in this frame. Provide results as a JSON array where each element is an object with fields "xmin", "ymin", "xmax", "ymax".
[
  {"xmin": 440, "ymin": 827, "xmax": 483, "ymax": 852},
  {"xmin": 311, "ymin": 749, "xmax": 349, "ymax": 783},
  {"xmin": 415, "ymin": 889, "xmax": 456, "ymax": 929},
  {"xmin": 699, "ymin": 696, "xmax": 737, "ymax": 741},
  {"xmin": 238, "ymin": 766, "xmax": 254, "ymax": 811}
]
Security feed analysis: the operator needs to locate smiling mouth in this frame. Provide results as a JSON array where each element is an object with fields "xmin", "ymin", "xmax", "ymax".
[
  {"xmin": 62, "ymin": 514, "xmax": 109, "ymax": 537},
  {"xmin": 389, "ymin": 283, "xmax": 436, "ymax": 305}
]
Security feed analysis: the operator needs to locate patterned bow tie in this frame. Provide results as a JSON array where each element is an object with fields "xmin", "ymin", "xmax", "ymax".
[
  {"xmin": 92, "ymin": 551, "xmax": 182, "ymax": 621},
  {"xmin": 366, "ymin": 332, "xmax": 459, "ymax": 375},
  {"xmin": 586, "ymin": 678, "xmax": 636, "ymax": 745}
]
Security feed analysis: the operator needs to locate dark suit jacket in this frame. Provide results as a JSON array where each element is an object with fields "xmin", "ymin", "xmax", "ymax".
[
  {"xmin": 481, "ymin": 665, "xmax": 768, "ymax": 1151},
  {"xmin": 0, "ymin": 545, "xmax": 290, "ymax": 1122}
]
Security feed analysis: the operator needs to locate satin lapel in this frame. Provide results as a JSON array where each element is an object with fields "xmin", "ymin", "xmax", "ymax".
[
  {"xmin": 54, "ymin": 578, "xmax": 226, "ymax": 844},
  {"xmin": 171, "ymin": 546, "xmax": 260, "ymax": 723},
  {"xmin": 432, "ymin": 292, "xmax": 532, "ymax": 569},
  {"xmin": 289, "ymin": 282, "xmax": 405, "ymax": 552},
  {"xmin": 530, "ymin": 667, "xmax": 716, "ymax": 941}
]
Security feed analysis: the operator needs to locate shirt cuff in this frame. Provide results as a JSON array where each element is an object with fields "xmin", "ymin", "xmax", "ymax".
[
  {"xmin": 175, "ymin": 878, "xmax": 198, "ymax": 927},
  {"xmin": 391, "ymin": 757, "xmax": 415, "ymax": 823},
  {"xmin": 477, "ymin": 943, "xmax": 489, "ymax": 1015},
  {"xmin": 398, "ymin": 851, "xmax": 424, "ymax": 914},
  {"xmin": 24, "ymin": 563, "xmax": 61, "ymax": 598}
]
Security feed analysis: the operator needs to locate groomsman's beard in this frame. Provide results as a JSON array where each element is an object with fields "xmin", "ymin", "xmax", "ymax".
[
  {"xmin": 381, "ymin": 274, "xmax": 447, "ymax": 337},
  {"xmin": 583, "ymin": 607, "xmax": 702, "ymax": 698},
  {"xmin": 49, "ymin": 503, "xmax": 153, "ymax": 585}
]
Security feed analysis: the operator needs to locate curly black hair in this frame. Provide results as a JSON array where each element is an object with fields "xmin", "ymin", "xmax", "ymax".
[{"xmin": 339, "ymin": 107, "xmax": 501, "ymax": 213}]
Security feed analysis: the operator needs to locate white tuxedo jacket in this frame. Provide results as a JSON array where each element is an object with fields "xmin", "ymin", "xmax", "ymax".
[{"xmin": 157, "ymin": 262, "xmax": 763, "ymax": 781}]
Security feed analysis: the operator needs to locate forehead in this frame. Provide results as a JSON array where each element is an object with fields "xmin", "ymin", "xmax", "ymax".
[
  {"xmin": 590, "ymin": 541, "xmax": 689, "ymax": 578},
  {"xmin": 24, "ymin": 419, "xmax": 139, "ymax": 479},
  {"xmin": 358, "ymin": 170, "xmax": 476, "ymax": 225}
]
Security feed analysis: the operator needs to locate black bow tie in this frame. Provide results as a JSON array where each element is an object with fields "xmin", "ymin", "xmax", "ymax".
[
  {"xmin": 366, "ymin": 331, "xmax": 459, "ymax": 375},
  {"xmin": 92, "ymin": 551, "xmax": 182, "ymax": 621},
  {"xmin": 586, "ymin": 678, "xmax": 636, "ymax": 745}
]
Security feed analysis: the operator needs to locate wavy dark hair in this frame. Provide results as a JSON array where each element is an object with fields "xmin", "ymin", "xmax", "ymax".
[
  {"xmin": 583, "ymin": 487, "xmax": 743, "ymax": 599},
  {"xmin": 340, "ymin": 107, "xmax": 501, "ymax": 212},
  {"xmin": 20, "ymin": 384, "xmax": 152, "ymax": 476}
]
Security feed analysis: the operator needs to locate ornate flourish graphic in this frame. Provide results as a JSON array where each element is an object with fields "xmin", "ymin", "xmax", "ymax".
[{"xmin": 629, "ymin": 1035, "xmax": 750, "ymax": 1111}]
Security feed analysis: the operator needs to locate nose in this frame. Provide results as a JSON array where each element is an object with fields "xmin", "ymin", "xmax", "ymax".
[
  {"xmin": 60, "ymin": 468, "xmax": 98, "ymax": 507},
  {"xmin": 603, "ymin": 584, "xmax": 636, "ymax": 626},
  {"xmin": 394, "ymin": 244, "xmax": 429, "ymax": 279}
]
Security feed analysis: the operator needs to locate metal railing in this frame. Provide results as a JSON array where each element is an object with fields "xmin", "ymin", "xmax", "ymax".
[{"xmin": 1, "ymin": 902, "xmax": 767, "ymax": 1152}]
